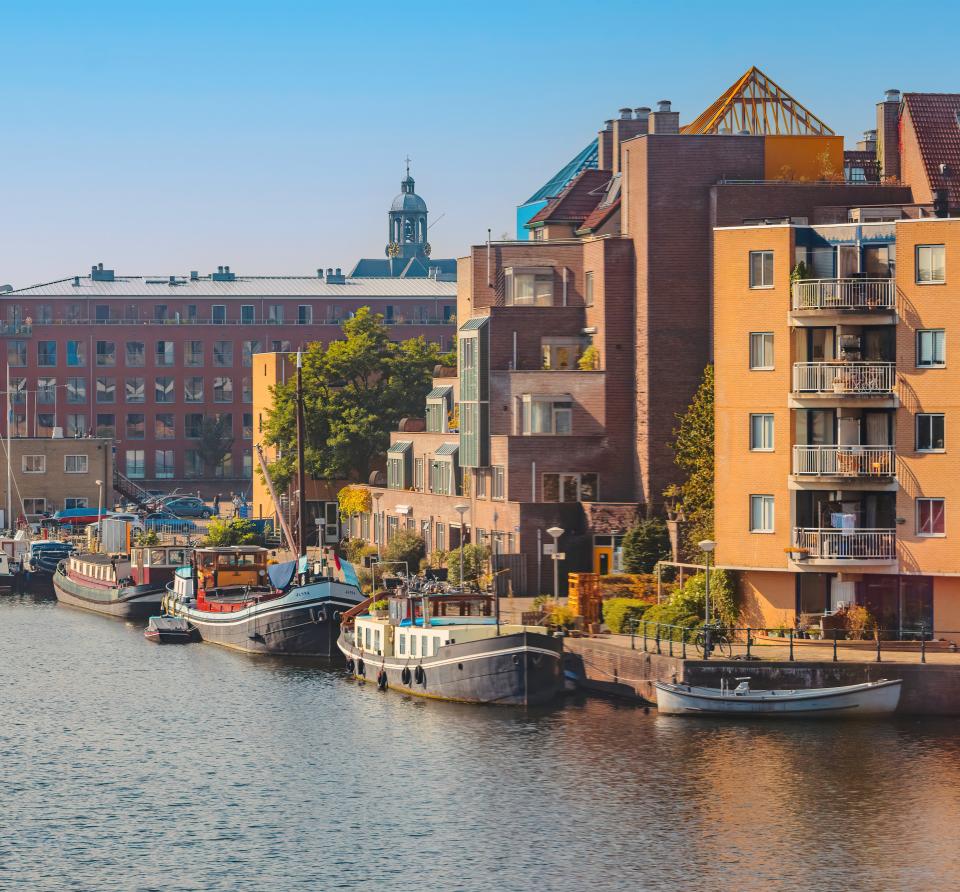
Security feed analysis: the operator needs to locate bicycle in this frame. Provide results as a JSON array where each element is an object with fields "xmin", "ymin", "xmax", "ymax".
[{"xmin": 694, "ymin": 623, "xmax": 732, "ymax": 659}]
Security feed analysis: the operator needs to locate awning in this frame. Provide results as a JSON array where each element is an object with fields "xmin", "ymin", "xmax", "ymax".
[
  {"xmin": 426, "ymin": 385, "xmax": 453, "ymax": 399},
  {"xmin": 387, "ymin": 440, "xmax": 412, "ymax": 454},
  {"xmin": 460, "ymin": 316, "xmax": 489, "ymax": 331},
  {"xmin": 434, "ymin": 442, "xmax": 459, "ymax": 456}
]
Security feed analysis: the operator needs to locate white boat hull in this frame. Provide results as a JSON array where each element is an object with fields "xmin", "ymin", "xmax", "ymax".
[{"xmin": 654, "ymin": 678, "xmax": 902, "ymax": 717}]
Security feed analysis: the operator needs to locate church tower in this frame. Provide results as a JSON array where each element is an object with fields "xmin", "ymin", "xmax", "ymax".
[{"xmin": 386, "ymin": 160, "xmax": 430, "ymax": 260}]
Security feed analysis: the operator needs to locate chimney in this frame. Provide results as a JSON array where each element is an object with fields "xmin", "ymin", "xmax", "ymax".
[
  {"xmin": 224, "ymin": 265, "xmax": 230, "ymax": 274},
  {"xmin": 856, "ymin": 129, "xmax": 877, "ymax": 152},
  {"xmin": 190, "ymin": 270, "xmax": 198, "ymax": 280},
  {"xmin": 611, "ymin": 105, "xmax": 650, "ymax": 175},
  {"xmin": 597, "ymin": 119, "xmax": 616, "ymax": 171},
  {"xmin": 73, "ymin": 276, "xmax": 80, "ymax": 287},
  {"xmin": 649, "ymin": 99, "xmax": 680, "ymax": 135},
  {"xmin": 317, "ymin": 268, "xmax": 324, "ymax": 278},
  {"xmin": 877, "ymin": 89, "xmax": 901, "ymax": 182},
  {"xmin": 218, "ymin": 266, "xmax": 224, "ymax": 274}
]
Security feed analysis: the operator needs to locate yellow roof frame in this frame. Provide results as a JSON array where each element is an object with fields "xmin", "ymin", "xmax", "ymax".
[{"xmin": 682, "ymin": 66, "xmax": 835, "ymax": 136}]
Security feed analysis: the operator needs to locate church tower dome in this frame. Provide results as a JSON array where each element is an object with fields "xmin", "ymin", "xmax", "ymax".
[{"xmin": 386, "ymin": 159, "xmax": 430, "ymax": 259}]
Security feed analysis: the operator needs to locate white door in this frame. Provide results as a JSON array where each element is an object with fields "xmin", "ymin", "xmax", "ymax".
[{"xmin": 323, "ymin": 502, "xmax": 339, "ymax": 544}]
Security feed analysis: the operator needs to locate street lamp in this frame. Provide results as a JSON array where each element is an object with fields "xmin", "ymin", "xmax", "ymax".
[
  {"xmin": 547, "ymin": 526, "xmax": 564, "ymax": 600},
  {"xmin": 372, "ymin": 491, "xmax": 383, "ymax": 560},
  {"xmin": 454, "ymin": 504, "xmax": 469, "ymax": 590},
  {"xmin": 95, "ymin": 479, "xmax": 104, "ymax": 552},
  {"xmin": 699, "ymin": 539, "xmax": 716, "ymax": 657}
]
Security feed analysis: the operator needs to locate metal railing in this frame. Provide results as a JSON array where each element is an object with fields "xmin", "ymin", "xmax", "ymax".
[
  {"xmin": 792, "ymin": 444, "xmax": 895, "ymax": 477},
  {"xmin": 792, "ymin": 361, "xmax": 896, "ymax": 394},
  {"xmin": 34, "ymin": 317, "xmax": 453, "ymax": 327},
  {"xmin": 792, "ymin": 527, "xmax": 896, "ymax": 561},
  {"xmin": 791, "ymin": 278, "xmax": 895, "ymax": 311}
]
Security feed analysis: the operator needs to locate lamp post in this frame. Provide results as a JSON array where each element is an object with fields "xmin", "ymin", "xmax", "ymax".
[
  {"xmin": 699, "ymin": 539, "xmax": 716, "ymax": 657},
  {"xmin": 454, "ymin": 504, "xmax": 469, "ymax": 590},
  {"xmin": 95, "ymin": 479, "xmax": 104, "ymax": 552},
  {"xmin": 372, "ymin": 491, "xmax": 383, "ymax": 560},
  {"xmin": 547, "ymin": 525, "xmax": 564, "ymax": 600}
]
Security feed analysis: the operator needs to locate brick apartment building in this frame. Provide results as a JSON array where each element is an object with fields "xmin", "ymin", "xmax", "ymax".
[{"xmin": 353, "ymin": 69, "xmax": 957, "ymax": 597}]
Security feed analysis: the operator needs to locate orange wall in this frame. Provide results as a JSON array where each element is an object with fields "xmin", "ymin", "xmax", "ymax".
[
  {"xmin": 739, "ymin": 570, "xmax": 796, "ymax": 628},
  {"xmin": 763, "ymin": 135, "xmax": 844, "ymax": 181}
]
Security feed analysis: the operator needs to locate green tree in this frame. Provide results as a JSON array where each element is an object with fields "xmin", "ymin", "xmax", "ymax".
[
  {"xmin": 204, "ymin": 518, "xmax": 259, "ymax": 547},
  {"xmin": 198, "ymin": 415, "xmax": 235, "ymax": 477},
  {"xmin": 444, "ymin": 543, "xmax": 491, "ymax": 589},
  {"xmin": 621, "ymin": 518, "xmax": 670, "ymax": 574},
  {"xmin": 666, "ymin": 364, "xmax": 714, "ymax": 559},
  {"xmin": 263, "ymin": 307, "xmax": 441, "ymax": 487},
  {"xmin": 382, "ymin": 530, "xmax": 425, "ymax": 574}
]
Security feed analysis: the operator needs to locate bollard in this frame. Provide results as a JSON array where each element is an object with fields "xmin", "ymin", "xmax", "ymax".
[
  {"xmin": 682, "ymin": 627, "xmax": 687, "ymax": 660},
  {"xmin": 876, "ymin": 634, "xmax": 882, "ymax": 663},
  {"xmin": 789, "ymin": 629, "xmax": 794, "ymax": 662},
  {"xmin": 655, "ymin": 624, "xmax": 661, "ymax": 655},
  {"xmin": 746, "ymin": 627, "xmax": 752, "ymax": 660},
  {"xmin": 704, "ymin": 626, "xmax": 711, "ymax": 661},
  {"xmin": 630, "ymin": 622, "xmax": 636, "ymax": 651},
  {"xmin": 643, "ymin": 621, "xmax": 648, "ymax": 653},
  {"xmin": 921, "ymin": 624, "xmax": 926, "ymax": 664},
  {"xmin": 833, "ymin": 634, "xmax": 838, "ymax": 662},
  {"xmin": 668, "ymin": 631, "xmax": 674, "ymax": 657}
]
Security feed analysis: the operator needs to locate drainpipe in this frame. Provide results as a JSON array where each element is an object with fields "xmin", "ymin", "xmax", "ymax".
[
  {"xmin": 537, "ymin": 527, "xmax": 542, "ymax": 596},
  {"xmin": 562, "ymin": 268, "xmax": 568, "ymax": 307},
  {"xmin": 531, "ymin": 460, "xmax": 536, "ymax": 503},
  {"xmin": 512, "ymin": 331, "xmax": 517, "ymax": 370},
  {"xmin": 486, "ymin": 229, "xmax": 492, "ymax": 288}
]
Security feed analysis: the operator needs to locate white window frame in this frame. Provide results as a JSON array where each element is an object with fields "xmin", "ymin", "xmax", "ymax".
[
  {"xmin": 749, "ymin": 413, "xmax": 775, "ymax": 451},
  {"xmin": 22, "ymin": 455, "xmax": 46, "ymax": 474},
  {"xmin": 211, "ymin": 304, "xmax": 227, "ymax": 324},
  {"xmin": 64, "ymin": 454, "xmax": 89, "ymax": 474},
  {"xmin": 504, "ymin": 267, "xmax": 554, "ymax": 307},
  {"xmin": 64, "ymin": 497, "xmax": 89, "ymax": 510},
  {"xmin": 749, "ymin": 250, "xmax": 774, "ymax": 289},
  {"xmin": 916, "ymin": 497, "xmax": 945, "ymax": 537},
  {"xmin": 917, "ymin": 329, "xmax": 946, "ymax": 368},
  {"xmin": 916, "ymin": 413, "xmax": 945, "ymax": 453},
  {"xmin": 749, "ymin": 332, "xmax": 774, "ymax": 370},
  {"xmin": 749, "ymin": 494, "xmax": 775, "ymax": 533},
  {"xmin": 521, "ymin": 395, "xmax": 573, "ymax": 435},
  {"xmin": 23, "ymin": 497, "xmax": 46, "ymax": 515},
  {"xmin": 916, "ymin": 244, "xmax": 945, "ymax": 284},
  {"xmin": 298, "ymin": 304, "xmax": 313, "ymax": 325},
  {"xmin": 240, "ymin": 304, "xmax": 255, "ymax": 325}
]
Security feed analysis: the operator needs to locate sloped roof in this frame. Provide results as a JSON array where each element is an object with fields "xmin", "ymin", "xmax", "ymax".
[
  {"xmin": 522, "ymin": 139, "xmax": 599, "ymax": 206},
  {"xmin": 577, "ymin": 172, "xmax": 622, "ymax": 234},
  {"xmin": 682, "ymin": 66, "xmax": 834, "ymax": 136},
  {"xmin": 902, "ymin": 93, "xmax": 960, "ymax": 205},
  {"xmin": 527, "ymin": 169, "xmax": 612, "ymax": 227}
]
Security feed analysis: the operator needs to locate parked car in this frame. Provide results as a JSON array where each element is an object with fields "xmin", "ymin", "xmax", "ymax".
[
  {"xmin": 90, "ymin": 513, "xmax": 145, "ymax": 535},
  {"xmin": 163, "ymin": 497, "xmax": 212, "ymax": 519},
  {"xmin": 143, "ymin": 512, "xmax": 197, "ymax": 534}
]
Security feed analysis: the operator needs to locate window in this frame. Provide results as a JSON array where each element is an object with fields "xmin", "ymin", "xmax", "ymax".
[
  {"xmin": 916, "ymin": 245, "xmax": 945, "ymax": 284},
  {"xmin": 212, "ymin": 305, "xmax": 226, "ymax": 324},
  {"xmin": 95, "ymin": 305, "xmax": 110, "ymax": 322},
  {"xmin": 67, "ymin": 377, "xmax": 86, "ymax": 404},
  {"xmin": 917, "ymin": 329, "xmax": 945, "ymax": 368},
  {"xmin": 37, "ymin": 414, "xmax": 55, "ymax": 436},
  {"xmin": 214, "ymin": 377, "xmax": 233, "ymax": 402},
  {"xmin": 584, "ymin": 271, "xmax": 594, "ymax": 307},
  {"xmin": 24, "ymin": 498, "xmax": 46, "ymax": 515},
  {"xmin": 241, "ymin": 305, "xmax": 255, "ymax": 325},
  {"xmin": 10, "ymin": 378, "xmax": 25, "ymax": 405},
  {"xmin": 242, "ymin": 340, "xmax": 260, "ymax": 367},
  {"xmin": 126, "ymin": 341, "xmax": 145, "ymax": 367},
  {"xmin": 66, "ymin": 414, "xmax": 87, "ymax": 437},
  {"xmin": 96, "ymin": 414, "xmax": 115, "ymax": 438},
  {"xmin": 267, "ymin": 304, "xmax": 284, "ymax": 324},
  {"xmin": 185, "ymin": 341, "xmax": 204, "ymax": 367},
  {"xmin": 242, "ymin": 412, "xmax": 253, "ymax": 440},
  {"xmin": 155, "ymin": 376, "xmax": 175, "ymax": 403},
  {"xmin": 505, "ymin": 268, "xmax": 553, "ymax": 307},
  {"xmin": 542, "ymin": 472, "xmax": 599, "ymax": 503},
  {"xmin": 37, "ymin": 341, "xmax": 57, "ymax": 367},
  {"xmin": 242, "ymin": 377, "xmax": 252, "ymax": 403},
  {"xmin": 65, "ymin": 455, "xmax": 89, "ymax": 474},
  {"xmin": 96, "ymin": 341, "xmax": 116, "ymax": 367},
  {"xmin": 155, "ymin": 449, "xmax": 175, "ymax": 479},
  {"xmin": 475, "ymin": 469, "xmax": 487, "ymax": 498},
  {"xmin": 96, "ymin": 377, "xmax": 116, "ymax": 403},
  {"xmin": 36, "ymin": 304, "xmax": 53, "ymax": 324},
  {"xmin": 242, "ymin": 454, "xmax": 252, "ymax": 478},
  {"xmin": 156, "ymin": 413, "xmax": 175, "ymax": 439},
  {"xmin": 155, "ymin": 341, "xmax": 175, "ymax": 367},
  {"xmin": 126, "ymin": 450, "xmax": 145, "ymax": 479},
  {"xmin": 154, "ymin": 304, "xmax": 168, "ymax": 322},
  {"xmin": 67, "ymin": 340, "xmax": 86, "ymax": 367},
  {"xmin": 64, "ymin": 497, "xmax": 88, "ymax": 510},
  {"xmin": 214, "ymin": 341, "xmax": 233, "ymax": 367},
  {"xmin": 750, "ymin": 495, "xmax": 775, "ymax": 533},
  {"xmin": 22, "ymin": 455, "xmax": 45, "ymax": 474},
  {"xmin": 7, "ymin": 340, "xmax": 26, "ymax": 367},
  {"xmin": 271, "ymin": 339, "xmax": 291, "ymax": 352},
  {"xmin": 542, "ymin": 339, "xmax": 582, "ymax": 370},
  {"xmin": 749, "ymin": 332, "xmax": 774, "ymax": 370},
  {"xmin": 492, "ymin": 466, "xmax": 505, "ymax": 500},
  {"xmin": 750, "ymin": 414, "xmax": 775, "ymax": 451},
  {"xmin": 185, "ymin": 450, "xmax": 203, "ymax": 478},
  {"xmin": 184, "ymin": 377, "xmax": 204, "ymax": 403},
  {"xmin": 126, "ymin": 378, "xmax": 145, "ymax": 403},
  {"xmin": 916, "ymin": 414, "xmax": 945, "ymax": 452},
  {"xmin": 749, "ymin": 250, "xmax": 774, "ymax": 288},
  {"xmin": 298, "ymin": 304, "xmax": 313, "ymax": 325},
  {"xmin": 38, "ymin": 378, "xmax": 56, "ymax": 404},
  {"xmin": 185, "ymin": 304, "xmax": 198, "ymax": 323},
  {"xmin": 413, "ymin": 458, "xmax": 424, "ymax": 491},
  {"xmin": 214, "ymin": 453, "xmax": 233, "ymax": 478},
  {"xmin": 126, "ymin": 413, "xmax": 145, "ymax": 439},
  {"xmin": 521, "ymin": 396, "xmax": 572, "ymax": 435},
  {"xmin": 185, "ymin": 414, "xmax": 204, "ymax": 438},
  {"xmin": 917, "ymin": 498, "xmax": 945, "ymax": 536}
]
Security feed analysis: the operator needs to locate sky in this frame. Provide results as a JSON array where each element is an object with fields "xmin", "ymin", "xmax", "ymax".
[{"xmin": 2, "ymin": 0, "xmax": 959, "ymax": 288}]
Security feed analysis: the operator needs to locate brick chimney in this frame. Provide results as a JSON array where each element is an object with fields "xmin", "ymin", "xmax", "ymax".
[
  {"xmin": 876, "ymin": 89, "xmax": 901, "ymax": 182},
  {"xmin": 597, "ymin": 119, "xmax": 615, "ymax": 171},
  {"xmin": 610, "ymin": 107, "xmax": 650, "ymax": 174},
  {"xmin": 649, "ymin": 100, "xmax": 680, "ymax": 135}
]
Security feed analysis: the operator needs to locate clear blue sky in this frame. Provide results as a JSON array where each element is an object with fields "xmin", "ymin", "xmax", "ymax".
[{"xmin": 2, "ymin": 0, "xmax": 958, "ymax": 287}]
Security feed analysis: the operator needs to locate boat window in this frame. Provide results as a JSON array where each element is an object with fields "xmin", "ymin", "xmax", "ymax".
[
  {"xmin": 218, "ymin": 554, "xmax": 239, "ymax": 568},
  {"xmin": 168, "ymin": 549, "xmax": 185, "ymax": 566},
  {"xmin": 399, "ymin": 635, "xmax": 405, "ymax": 655},
  {"xmin": 364, "ymin": 627, "xmax": 371, "ymax": 650},
  {"xmin": 410, "ymin": 635, "xmax": 417, "ymax": 657},
  {"xmin": 374, "ymin": 630, "xmax": 381, "ymax": 654},
  {"xmin": 131, "ymin": 548, "xmax": 141, "ymax": 567},
  {"xmin": 433, "ymin": 637, "xmax": 441, "ymax": 656},
  {"xmin": 201, "ymin": 553, "xmax": 217, "ymax": 570},
  {"xmin": 150, "ymin": 549, "xmax": 166, "ymax": 566}
]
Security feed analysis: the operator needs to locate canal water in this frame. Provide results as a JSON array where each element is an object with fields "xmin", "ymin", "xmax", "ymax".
[{"xmin": 2, "ymin": 592, "xmax": 959, "ymax": 892}]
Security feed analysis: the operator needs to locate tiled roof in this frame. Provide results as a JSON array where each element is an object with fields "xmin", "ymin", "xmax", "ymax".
[
  {"xmin": 903, "ymin": 93, "xmax": 960, "ymax": 205},
  {"xmin": 6, "ymin": 274, "xmax": 457, "ymax": 299},
  {"xmin": 578, "ymin": 195, "xmax": 621, "ymax": 233},
  {"xmin": 527, "ymin": 169, "xmax": 612, "ymax": 227}
]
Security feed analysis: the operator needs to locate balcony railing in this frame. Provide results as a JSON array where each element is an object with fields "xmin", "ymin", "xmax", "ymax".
[
  {"xmin": 791, "ymin": 278, "xmax": 895, "ymax": 312},
  {"xmin": 792, "ymin": 362, "xmax": 896, "ymax": 395},
  {"xmin": 792, "ymin": 445, "xmax": 895, "ymax": 477},
  {"xmin": 793, "ymin": 527, "xmax": 896, "ymax": 561}
]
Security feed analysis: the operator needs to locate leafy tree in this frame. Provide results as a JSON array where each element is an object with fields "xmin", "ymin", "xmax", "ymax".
[
  {"xmin": 382, "ymin": 530, "xmax": 424, "ymax": 574},
  {"xmin": 621, "ymin": 518, "xmax": 670, "ymax": 573},
  {"xmin": 204, "ymin": 518, "xmax": 259, "ymax": 547},
  {"xmin": 444, "ymin": 543, "xmax": 491, "ymax": 589},
  {"xmin": 198, "ymin": 415, "xmax": 235, "ymax": 478},
  {"xmin": 672, "ymin": 568, "xmax": 738, "ymax": 626},
  {"xmin": 665, "ymin": 365, "xmax": 714, "ymax": 559},
  {"xmin": 263, "ymin": 307, "xmax": 442, "ymax": 487}
]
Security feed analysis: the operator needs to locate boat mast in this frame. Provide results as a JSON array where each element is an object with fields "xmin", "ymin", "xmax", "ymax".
[
  {"xmin": 254, "ymin": 444, "xmax": 297, "ymax": 555},
  {"xmin": 5, "ymin": 363, "xmax": 11, "ymax": 534},
  {"xmin": 295, "ymin": 350, "xmax": 308, "ymax": 559}
]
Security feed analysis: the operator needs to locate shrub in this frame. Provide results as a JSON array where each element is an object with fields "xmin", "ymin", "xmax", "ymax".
[
  {"xmin": 671, "ymin": 569, "xmax": 738, "ymax": 626},
  {"xmin": 640, "ymin": 602, "xmax": 703, "ymax": 641},
  {"xmin": 382, "ymin": 531, "xmax": 424, "ymax": 574},
  {"xmin": 577, "ymin": 344, "xmax": 600, "ymax": 371},
  {"xmin": 621, "ymin": 518, "xmax": 671, "ymax": 574},
  {"xmin": 204, "ymin": 518, "xmax": 260, "ymax": 547},
  {"xmin": 547, "ymin": 603, "xmax": 577, "ymax": 629},
  {"xmin": 838, "ymin": 604, "xmax": 874, "ymax": 640},
  {"xmin": 445, "ymin": 543, "xmax": 491, "ymax": 588},
  {"xmin": 603, "ymin": 598, "xmax": 651, "ymax": 634},
  {"xmin": 343, "ymin": 538, "xmax": 378, "ymax": 567}
]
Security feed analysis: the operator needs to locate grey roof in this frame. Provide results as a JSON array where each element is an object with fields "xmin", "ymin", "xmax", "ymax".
[
  {"xmin": 387, "ymin": 440, "xmax": 413, "ymax": 453},
  {"xmin": 426, "ymin": 385, "xmax": 453, "ymax": 398},
  {"xmin": 348, "ymin": 256, "xmax": 457, "ymax": 280},
  {"xmin": 7, "ymin": 274, "xmax": 457, "ymax": 299},
  {"xmin": 391, "ymin": 192, "xmax": 428, "ymax": 213},
  {"xmin": 434, "ymin": 442, "xmax": 459, "ymax": 456},
  {"xmin": 460, "ymin": 316, "xmax": 489, "ymax": 331}
]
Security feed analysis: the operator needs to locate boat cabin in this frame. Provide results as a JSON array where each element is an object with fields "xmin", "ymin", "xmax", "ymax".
[
  {"xmin": 68, "ymin": 544, "xmax": 188, "ymax": 587},
  {"xmin": 194, "ymin": 546, "xmax": 269, "ymax": 593}
]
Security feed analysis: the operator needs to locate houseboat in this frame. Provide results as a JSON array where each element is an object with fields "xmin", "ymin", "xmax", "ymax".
[
  {"xmin": 337, "ymin": 582, "xmax": 564, "ymax": 706},
  {"xmin": 53, "ymin": 544, "xmax": 188, "ymax": 620},
  {"xmin": 0, "ymin": 536, "xmax": 29, "ymax": 590},
  {"xmin": 162, "ymin": 546, "xmax": 365, "ymax": 657}
]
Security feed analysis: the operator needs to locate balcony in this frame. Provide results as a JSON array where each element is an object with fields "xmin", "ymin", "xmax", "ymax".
[
  {"xmin": 792, "ymin": 527, "xmax": 896, "ymax": 565},
  {"xmin": 792, "ymin": 362, "xmax": 896, "ymax": 397},
  {"xmin": 791, "ymin": 278, "xmax": 895, "ymax": 313},
  {"xmin": 792, "ymin": 445, "xmax": 895, "ymax": 478}
]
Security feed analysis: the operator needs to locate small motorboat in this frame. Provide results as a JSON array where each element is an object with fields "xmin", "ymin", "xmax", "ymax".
[
  {"xmin": 144, "ymin": 615, "xmax": 196, "ymax": 644},
  {"xmin": 654, "ymin": 676, "xmax": 902, "ymax": 717}
]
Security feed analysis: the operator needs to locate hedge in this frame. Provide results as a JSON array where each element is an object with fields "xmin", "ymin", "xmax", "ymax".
[{"xmin": 603, "ymin": 598, "xmax": 651, "ymax": 634}]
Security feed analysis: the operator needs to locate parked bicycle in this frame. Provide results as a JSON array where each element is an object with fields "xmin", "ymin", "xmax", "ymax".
[{"xmin": 695, "ymin": 623, "xmax": 732, "ymax": 659}]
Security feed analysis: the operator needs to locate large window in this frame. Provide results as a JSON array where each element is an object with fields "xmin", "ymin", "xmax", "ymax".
[
  {"xmin": 521, "ymin": 395, "xmax": 572, "ymax": 435},
  {"xmin": 214, "ymin": 341, "xmax": 233, "ymax": 367},
  {"xmin": 66, "ymin": 340, "xmax": 86, "ymax": 367},
  {"xmin": 212, "ymin": 305, "xmax": 226, "ymax": 324},
  {"xmin": 541, "ymin": 339, "xmax": 582, "ymax": 371},
  {"xmin": 156, "ymin": 413, "xmax": 175, "ymax": 439},
  {"xmin": 7, "ymin": 340, "xmax": 26, "ymax": 367},
  {"xmin": 242, "ymin": 412, "xmax": 253, "ymax": 440},
  {"xmin": 242, "ymin": 340, "xmax": 260, "ymax": 367},
  {"xmin": 750, "ymin": 494, "xmax": 775, "ymax": 532},
  {"xmin": 185, "ymin": 450, "xmax": 203, "ymax": 477},
  {"xmin": 65, "ymin": 455, "xmax": 89, "ymax": 474},
  {"xmin": 155, "ymin": 341, "xmax": 175, "ymax": 367},
  {"xmin": 66, "ymin": 377, "xmax": 86, "ymax": 404},
  {"xmin": 125, "ymin": 378, "xmax": 145, "ymax": 403},
  {"xmin": 492, "ymin": 466, "xmax": 505, "ymax": 500},
  {"xmin": 96, "ymin": 377, "xmax": 116, "ymax": 404},
  {"xmin": 542, "ymin": 472, "xmax": 598, "ymax": 503},
  {"xmin": 917, "ymin": 497, "xmax": 945, "ymax": 536},
  {"xmin": 185, "ymin": 413, "xmax": 204, "ymax": 438},
  {"xmin": 241, "ymin": 377, "xmax": 252, "ymax": 403},
  {"xmin": 155, "ymin": 376, "xmax": 175, "ymax": 404},
  {"xmin": 38, "ymin": 378, "xmax": 56, "ymax": 404},
  {"xmin": 916, "ymin": 413, "xmax": 945, "ymax": 452},
  {"xmin": 241, "ymin": 305, "xmax": 255, "ymax": 325},
  {"xmin": 126, "ymin": 413, "xmax": 145, "ymax": 438},
  {"xmin": 24, "ymin": 498, "xmax": 46, "ymax": 516},
  {"xmin": 185, "ymin": 341, "xmax": 204, "ymax": 367},
  {"xmin": 749, "ymin": 332, "xmax": 774, "ymax": 370},
  {"xmin": 22, "ymin": 455, "xmax": 45, "ymax": 474},
  {"xmin": 213, "ymin": 377, "xmax": 233, "ymax": 403},
  {"xmin": 916, "ymin": 244, "xmax": 945, "ymax": 284},
  {"xmin": 298, "ymin": 304, "xmax": 313, "ymax": 325},
  {"xmin": 126, "ymin": 341, "xmax": 145, "ymax": 367},
  {"xmin": 96, "ymin": 340, "xmax": 116, "ymax": 367},
  {"xmin": 96, "ymin": 414, "xmax": 115, "ymax": 438},
  {"xmin": 37, "ymin": 341, "xmax": 57, "ymax": 367},
  {"xmin": 267, "ymin": 304, "xmax": 284, "ymax": 324},
  {"xmin": 505, "ymin": 268, "xmax": 553, "ymax": 307},
  {"xmin": 917, "ymin": 329, "xmax": 945, "ymax": 368},
  {"xmin": 184, "ymin": 377, "xmax": 204, "ymax": 403},
  {"xmin": 37, "ymin": 414, "xmax": 55, "ymax": 436},
  {"xmin": 749, "ymin": 250, "xmax": 774, "ymax": 288},
  {"xmin": 66, "ymin": 414, "xmax": 86, "ymax": 437},
  {"xmin": 125, "ymin": 449, "xmax": 145, "ymax": 479},
  {"xmin": 750, "ymin": 413, "xmax": 775, "ymax": 451},
  {"xmin": 155, "ymin": 450, "xmax": 175, "ymax": 479}
]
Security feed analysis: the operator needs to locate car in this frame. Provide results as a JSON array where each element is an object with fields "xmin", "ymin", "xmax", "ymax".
[
  {"xmin": 90, "ymin": 513, "xmax": 145, "ymax": 535},
  {"xmin": 162, "ymin": 497, "xmax": 212, "ymax": 519},
  {"xmin": 143, "ymin": 513, "xmax": 197, "ymax": 534}
]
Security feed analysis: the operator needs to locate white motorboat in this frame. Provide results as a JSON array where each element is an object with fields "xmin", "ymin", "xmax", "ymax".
[{"xmin": 654, "ymin": 676, "xmax": 902, "ymax": 717}]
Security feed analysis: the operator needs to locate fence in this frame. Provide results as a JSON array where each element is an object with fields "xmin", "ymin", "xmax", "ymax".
[
  {"xmin": 791, "ymin": 278, "xmax": 895, "ymax": 311},
  {"xmin": 792, "ymin": 527, "xmax": 896, "ymax": 561},
  {"xmin": 792, "ymin": 361, "xmax": 896, "ymax": 394},
  {"xmin": 792, "ymin": 444, "xmax": 895, "ymax": 477}
]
